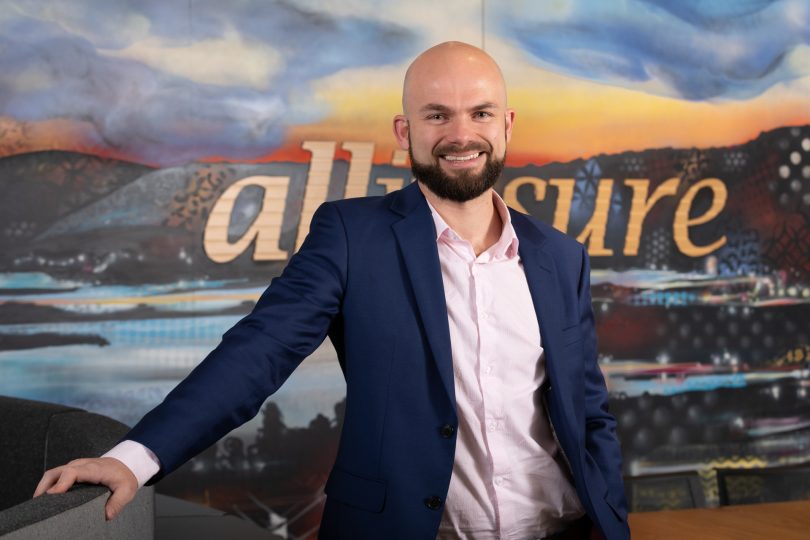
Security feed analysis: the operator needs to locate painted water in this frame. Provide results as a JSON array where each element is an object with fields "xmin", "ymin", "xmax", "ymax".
[{"xmin": 0, "ymin": 272, "xmax": 346, "ymax": 436}]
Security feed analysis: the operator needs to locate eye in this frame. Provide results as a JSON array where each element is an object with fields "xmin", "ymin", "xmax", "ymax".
[
  {"xmin": 473, "ymin": 110, "xmax": 493, "ymax": 119},
  {"xmin": 426, "ymin": 113, "xmax": 446, "ymax": 121}
]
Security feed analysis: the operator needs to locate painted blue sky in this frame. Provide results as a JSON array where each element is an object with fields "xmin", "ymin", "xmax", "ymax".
[
  {"xmin": 0, "ymin": 0, "xmax": 808, "ymax": 164},
  {"xmin": 0, "ymin": 0, "xmax": 418, "ymax": 163},
  {"xmin": 500, "ymin": 0, "xmax": 810, "ymax": 100}
]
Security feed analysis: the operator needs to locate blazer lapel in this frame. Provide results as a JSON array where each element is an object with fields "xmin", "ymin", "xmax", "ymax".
[
  {"xmin": 390, "ymin": 184, "xmax": 456, "ymax": 405},
  {"xmin": 510, "ymin": 211, "xmax": 564, "ymax": 381}
]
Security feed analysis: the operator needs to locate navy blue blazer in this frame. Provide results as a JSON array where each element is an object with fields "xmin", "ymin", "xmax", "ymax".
[{"xmin": 127, "ymin": 182, "xmax": 630, "ymax": 539}]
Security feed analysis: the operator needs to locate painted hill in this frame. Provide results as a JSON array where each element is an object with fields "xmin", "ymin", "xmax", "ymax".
[{"xmin": 0, "ymin": 125, "xmax": 808, "ymax": 284}]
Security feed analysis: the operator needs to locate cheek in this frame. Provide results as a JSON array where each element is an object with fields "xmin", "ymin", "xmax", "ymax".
[
  {"xmin": 487, "ymin": 131, "xmax": 507, "ymax": 154},
  {"xmin": 411, "ymin": 144, "xmax": 435, "ymax": 160},
  {"xmin": 411, "ymin": 137, "xmax": 440, "ymax": 158},
  {"xmin": 482, "ymin": 125, "xmax": 505, "ymax": 142}
]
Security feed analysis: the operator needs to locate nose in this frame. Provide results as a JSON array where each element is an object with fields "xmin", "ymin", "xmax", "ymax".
[{"xmin": 443, "ymin": 116, "xmax": 476, "ymax": 147}]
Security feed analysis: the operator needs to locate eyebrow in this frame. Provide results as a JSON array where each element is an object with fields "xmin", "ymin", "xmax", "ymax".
[
  {"xmin": 420, "ymin": 103, "xmax": 452, "ymax": 114},
  {"xmin": 419, "ymin": 102, "xmax": 498, "ymax": 114},
  {"xmin": 470, "ymin": 102, "xmax": 498, "ymax": 111}
]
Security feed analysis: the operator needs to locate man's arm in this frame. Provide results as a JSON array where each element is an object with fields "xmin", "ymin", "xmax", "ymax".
[
  {"xmin": 578, "ymin": 245, "xmax": 628, "ymax": 518},
  {"xmin": 34, "ymin": 202, "xmax": 349, "ymax": 513},
  {"xmin": 127, "ymin": 201, "xmax": 348, "ymax": 479}
]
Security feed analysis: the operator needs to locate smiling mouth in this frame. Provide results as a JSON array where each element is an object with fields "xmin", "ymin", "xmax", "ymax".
[{"xmin": 442, "ymin": 152, "xmax": 482, "ymax": 162}]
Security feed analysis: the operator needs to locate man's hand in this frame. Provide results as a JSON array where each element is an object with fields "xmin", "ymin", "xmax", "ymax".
[{"xmin": 33, "ymin": 457, "xmax": 138, "ymax": 520}]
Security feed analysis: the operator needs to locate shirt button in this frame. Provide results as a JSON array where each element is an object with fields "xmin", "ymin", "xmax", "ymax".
[
  {"xmin": 484, "ymin": 365, "xmax": 492, "ymax": 375},
  {"xmin": 481, "ymin": 311, "xmax": 489, "ymax": 320},
  {"xmin": 440, "ymin": 424, "xmax": 456, "ymax": 438},
  {"xmin": 494, "ymin": 477, "xmax": 503, "ymax": 486},
  {"xmin": 488, "ymin": 421, "xmax": 497, "ymax": 432},
  {"xmin": 425, "ymin": 496, "xmax": 442, "ymax": 510}
]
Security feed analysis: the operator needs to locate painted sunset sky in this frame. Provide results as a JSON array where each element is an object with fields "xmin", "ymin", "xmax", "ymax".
[{"xmin": 1, "ymin": 0, "xmax": 809, "ymax": 166}]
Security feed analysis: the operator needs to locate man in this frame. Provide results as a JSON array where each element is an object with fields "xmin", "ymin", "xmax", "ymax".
[{"xmin": 36, "ymin": 42, "xmax": 629, "ymax": 539}]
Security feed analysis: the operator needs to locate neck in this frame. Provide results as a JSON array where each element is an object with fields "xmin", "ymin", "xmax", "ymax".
[{"xmin": 418, "ymin": 183, "xmax": 502, "ymax": 256}]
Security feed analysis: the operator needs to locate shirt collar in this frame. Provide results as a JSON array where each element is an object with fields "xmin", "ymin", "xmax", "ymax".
[{"xmin": 425, "ymin": 190, "xmax": 520, "ymax": 261}]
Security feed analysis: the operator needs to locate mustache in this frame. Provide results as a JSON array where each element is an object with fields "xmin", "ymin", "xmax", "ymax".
[{"xmin": 432, "ymin": 142, "xmax": 491, "ymax": 157}]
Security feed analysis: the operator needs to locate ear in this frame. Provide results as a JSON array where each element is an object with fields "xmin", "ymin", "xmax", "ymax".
[
  {"xmin": 393, "ymin": 115, "xmax": 410, "ymax": 150},
  {"xmin": 504, "ymin": 108, "xmax": 515, "ymax": 143}
]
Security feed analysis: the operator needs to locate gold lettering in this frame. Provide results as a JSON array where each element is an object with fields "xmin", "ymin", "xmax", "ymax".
[
  {"xmin": 376, "ymin": 149, "xmax": 410, "ymax": 194},
  {"xmin": 623, "ymin": 177, "xmax": 680, "ymax": 255},
  {"xmin": 203, "ymin": 176, "xmax": 290, "ymax": 263},
  {"xmin": 576, "ymin": 179, "xmax": 614, "ymax": 256},
  {"xmin": 376, "ymin": 178, "xmax": 404, "ymax": 193},
  {"xmin": 501, "ymin": 177, "xmax": 575, "ymax": 233},
  {"xmin": 549, "ymin": 179, "xmax": 575, "ymax": 233},
  {"xmin": 674, "ymin": 178, "xmax": 728, "ymax": 257},
  {"xmin": 390, "ymin": 149, "xmax": 409, "ymax": 167},
  {"xmin": 295, "ymin": 141, "xmax": 337, "ymax": 251},
  {"xmin": 342, "ymin": 142, "xmax": 374, "ymax": 199},
  {"xmin": 503, "ymin": 176, "xmax": 546, "ymax": 214}
]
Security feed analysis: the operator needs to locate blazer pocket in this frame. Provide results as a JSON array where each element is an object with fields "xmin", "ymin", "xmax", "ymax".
[
  {"xmin": 585, "ymin": 453, "xmax": 627, "ymax": 522},
  {"xmin": 561, "ymin": 323, "xmax": 582, "ymax": 346},
  {"xmin": 324, "ymin": 465, "xmax": 387, "ymax": 513},
  {"xmin": 604, "ymin": 488, "xmax": 628, "ymax": 522}
]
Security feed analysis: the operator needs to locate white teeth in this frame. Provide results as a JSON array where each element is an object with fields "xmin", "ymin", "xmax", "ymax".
[{"xmin": 444, "ymin": 153, "xmax": 480, "ymax": 162}]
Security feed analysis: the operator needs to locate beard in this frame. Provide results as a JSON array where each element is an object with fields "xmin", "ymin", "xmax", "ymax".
[{"xmin": 409, "ymin": 139, "xmax": 505, "ymax": 203}]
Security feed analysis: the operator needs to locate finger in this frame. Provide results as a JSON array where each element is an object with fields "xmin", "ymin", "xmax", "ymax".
[
  {"xmin": 105, "ymin": 483, "xmax": 136, "ymax": 521},
  {"xmin": 33, "ymin": 468, "xmax": 63, "ymax": 497},
  {"xmin": 46, "ymin": 468, "xmax": 79, "ymax": 494}
]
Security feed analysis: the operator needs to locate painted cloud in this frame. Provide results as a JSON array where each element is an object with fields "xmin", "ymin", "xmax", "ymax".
[
  {"xmin": 499, "ymin": 0, "xmax": 810, "ymax": 100},
  {"xmin": 0, "ymin": 0, "xmax": 417, "ymax": 164}
]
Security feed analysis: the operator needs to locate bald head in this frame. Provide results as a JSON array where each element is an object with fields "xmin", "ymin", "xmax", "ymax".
[
  {"xmin": 402, "ymin": 41, "xmax": 507, "ymax": 115},
  {"xmin": 392, "ymin": 41, "xmax": 515, "ymax": 203}
]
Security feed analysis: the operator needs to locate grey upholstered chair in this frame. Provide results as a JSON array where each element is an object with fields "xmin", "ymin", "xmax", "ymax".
[{"xmin": 0, "ymin": 396, "xmax": 154, "ymax": 539}]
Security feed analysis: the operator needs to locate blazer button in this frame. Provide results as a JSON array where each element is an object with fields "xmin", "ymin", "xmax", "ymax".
[
  {"xmin": 425, "ymin": 496, "xmax": 442, "ymax": 510},
  {"xmin": 440, "ymin": 424, "xmax": 455, "ymax": 438}
]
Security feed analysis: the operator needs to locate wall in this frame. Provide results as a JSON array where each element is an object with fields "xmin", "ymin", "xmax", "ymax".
[{"xmin": 1, "ymin": 0, "xmax": 809, "ymax": 535}]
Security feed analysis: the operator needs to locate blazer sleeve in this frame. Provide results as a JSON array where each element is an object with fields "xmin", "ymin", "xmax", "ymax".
[
  {"xmin": 126, "ymin": 202, "xmax": 348, "ymax": 481},
  {"xmin": 578, "ymin": 244, "xmax": 629, "ymax": 518}
]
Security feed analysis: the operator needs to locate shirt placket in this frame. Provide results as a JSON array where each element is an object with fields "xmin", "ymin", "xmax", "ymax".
[{"xmin": 474, "ymin": 259, "xmax": 512, "ymax": 539}]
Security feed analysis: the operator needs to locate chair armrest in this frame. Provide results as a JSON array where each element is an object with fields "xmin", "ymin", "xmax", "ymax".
[{"xmin": 0, "ymin": 484, "xmax": 154, "ymax": 539}]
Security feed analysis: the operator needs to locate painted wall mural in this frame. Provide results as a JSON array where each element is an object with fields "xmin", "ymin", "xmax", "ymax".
[{"xmin": 2, "ymin": 0, "xmax": 810, "ymax": 536}]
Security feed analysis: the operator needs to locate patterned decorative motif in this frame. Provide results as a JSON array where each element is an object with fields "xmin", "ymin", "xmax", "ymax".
[
  {"xmin": 678, "ymin": 149, "xmax": 710, "ymax": 187},
  {"xmin": 164, "ymin": 165, "xmax": 235, "ymax": 231},
  {"xmin": 642, "ymin": 228, "xmax": 672, "ymax": 270},
  {"xmin": 772, "ymin": 345, "xmax": 810, "ymax": 367},
  {"xmin": 716, "ymin": 227, "xmax": 767, "ymax": 276},
  {"xmin": 0, "ymin": 119, "xmax": 29, "ymax": 156},
  {"xmin": 764, "ymin": 213, "xmax": 810, "ymax": 279},
  {"xmin": 573, "ymin": 158, "xmax": 602, "ymax": 211},
  {"xmin": 620, "ymin": 154, "xmax": 646, "ymax": 176},
  {"xmin": 722, "ymin": 150, "xmax": 748, "ymax": 173}
]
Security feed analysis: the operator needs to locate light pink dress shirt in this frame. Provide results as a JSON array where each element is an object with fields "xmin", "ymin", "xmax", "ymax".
[
  {"xmin": 104, "ymin": 439, "xmax": 159, "ymax": 488},
  {"xmin": 106, "ymin": 190, "xmax": 584, "ymax": 538},
  {"xmin": 429, "ymin": 193, "xmax": 583, "ymax": 540}
]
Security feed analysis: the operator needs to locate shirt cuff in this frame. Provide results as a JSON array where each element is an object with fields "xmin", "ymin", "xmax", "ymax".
[{"xmin": 102, "ymin": 440, "xmax": 161, "ymax": 488}]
